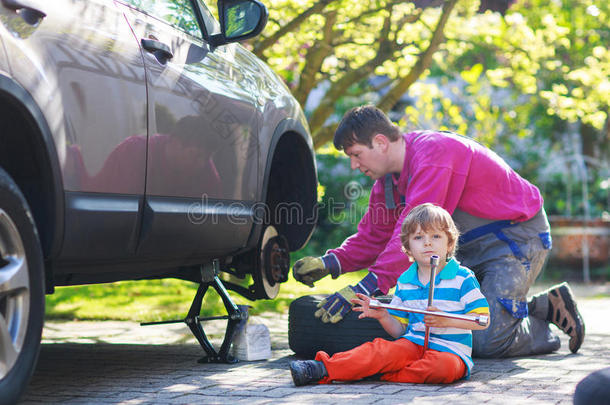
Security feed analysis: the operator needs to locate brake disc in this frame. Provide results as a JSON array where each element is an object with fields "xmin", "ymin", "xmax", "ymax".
[
  {"xmin": 263, "ymin": 234, "xmax": 289, "ymax": 286},
  {"xmin": 253, "ymin": 225, "xmax": 290, "ymax": 299}
]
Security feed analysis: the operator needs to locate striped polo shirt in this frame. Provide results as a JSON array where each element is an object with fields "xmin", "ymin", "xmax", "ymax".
[{"xmin": 387, "ymin": 258, "xmax": 489, "ymax": 378}]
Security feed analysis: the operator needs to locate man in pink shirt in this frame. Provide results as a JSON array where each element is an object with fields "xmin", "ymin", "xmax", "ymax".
[{"xmin": 293, "ymin": 105, "xmax": 585, "ymax": 357}]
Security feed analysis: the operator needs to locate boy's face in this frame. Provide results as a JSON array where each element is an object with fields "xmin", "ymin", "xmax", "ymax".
[
  {"xmin": 405, "ymin": 225, "xmax": 453, "ymax": 269},
  {"xmin": 344, "ymin": 136, "xmax": 389, "ymax": 180}
]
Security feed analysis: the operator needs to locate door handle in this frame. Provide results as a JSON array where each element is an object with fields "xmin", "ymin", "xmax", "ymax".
[
  {"xmin": 1, "ymin": 0, "xmax": 46, "ymax": 24},
  {"xmin": 141, "ymin": 38, "xmax": 173, "ymax": 63}
]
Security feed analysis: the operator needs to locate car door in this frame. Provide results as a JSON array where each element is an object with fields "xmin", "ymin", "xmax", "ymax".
[
  {"xmin": 117, "ymin": 0, "xmax": 262, "ymax": 259},
  {"xmin": 0, "ymin": 0, "xmax": 148, "ymax": 261}
]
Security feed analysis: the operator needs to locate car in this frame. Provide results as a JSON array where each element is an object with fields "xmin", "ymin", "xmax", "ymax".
[{"xmin": 0, "ymin": 0, "xmax": 318, "ymax": 403}]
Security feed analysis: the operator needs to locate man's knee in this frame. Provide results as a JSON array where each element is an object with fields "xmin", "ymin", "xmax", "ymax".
[{"xmin": 472, "ymin": 317, "xmax": 520, "ymax": 358}]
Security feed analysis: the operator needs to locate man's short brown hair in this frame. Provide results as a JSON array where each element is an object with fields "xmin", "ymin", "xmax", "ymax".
[
  {"xmin": 333, "ymin": 105, "xmax": 401, "ymax": 150},
  {"xmin": 400, "ymin": 203, "xmax": 460, "ymax": 259}
]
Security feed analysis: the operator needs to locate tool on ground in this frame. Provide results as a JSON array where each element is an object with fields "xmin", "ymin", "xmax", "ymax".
[
  {"xmin": 367, "ymin": 300, "xmax": 489, "ymax": 326},
  {"xmin": 424, "ymin": 255, "xmax": 439, "ymax": 351}
]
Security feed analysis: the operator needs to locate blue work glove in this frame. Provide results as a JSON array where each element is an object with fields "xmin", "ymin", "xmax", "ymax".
[
  {"xmin": 293, "ymin": 254, "xmax": 341, "ymax": 287},
  {"xmin": 314, "ymin": 272, "xmax": 380, "ymax": 323}
]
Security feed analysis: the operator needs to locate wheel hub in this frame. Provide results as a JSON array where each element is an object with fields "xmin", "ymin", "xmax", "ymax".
[
  {"xmin": 0, "ymin": 208, "xmax": 30, "ymax": 379},
  {"xmin": 250, "ymin": 226, "xmax": 291, "ymax": 299},
  {"xmin": 262, "ymin": 235, "xmax": 289, "ymax": 286}
]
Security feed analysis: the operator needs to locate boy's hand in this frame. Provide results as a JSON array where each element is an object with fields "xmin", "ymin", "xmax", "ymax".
[
  {"xmin": 424, "ymin": 306, "xmax": 452, "ymax": 328},
  {"xmin": 351, "ymin": 293, "xmax": 387, "ymax": 320}
]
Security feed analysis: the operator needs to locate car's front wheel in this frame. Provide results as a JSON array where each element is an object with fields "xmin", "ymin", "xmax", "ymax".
[{"xmin": 0, "ymin": 167, "xmax": 45, "ymax": 405}]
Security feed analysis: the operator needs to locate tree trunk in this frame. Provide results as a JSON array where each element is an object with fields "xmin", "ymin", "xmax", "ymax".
[
  {"xmin": 309, "ymin": 6, "xmax": 396, "ymax": 145},
  {"xmin": 294, "ymin": 11, "xmax": 337, "ymax": 106},
  {"xmin": 311, "ymin": 0, "xmax": 460, "ymax": 148}
]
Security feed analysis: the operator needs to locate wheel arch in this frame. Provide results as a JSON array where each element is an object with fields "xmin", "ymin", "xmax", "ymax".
[
  {"xmin": 0, "ymin": 74, "xmax": 64, "ymax": 262},
  {"xmin": 250, "ymin": 118, "xmax": 318, "ymax": 252}
]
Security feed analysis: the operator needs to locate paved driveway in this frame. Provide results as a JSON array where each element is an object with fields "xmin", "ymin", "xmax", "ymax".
[{"xmin": 20, "ymin": 283, "xmax": 610, "ymax": 404}]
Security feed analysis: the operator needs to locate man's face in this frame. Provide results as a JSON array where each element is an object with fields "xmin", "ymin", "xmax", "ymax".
[{"xmin": 344, "ymin": 139, "xmax": 388, "ymax": 180}]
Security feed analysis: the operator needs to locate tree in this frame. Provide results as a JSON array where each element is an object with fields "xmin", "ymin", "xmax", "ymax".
[
  {"xmin": 250, "ymin": 0, "xmax": 512, "ymax": 148},
  {"xmin": 249, "ymin": 0, "xmax": 608, "ymax": 265},
  {"xmin": 245, "ymin": 0, "xmax": 608, "ymax": 219},
  {"xmin": 394, "ymin": 0, "xmax": 609, "ymax": 216}
]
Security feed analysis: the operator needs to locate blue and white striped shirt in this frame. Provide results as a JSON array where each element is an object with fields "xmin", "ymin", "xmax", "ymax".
[{"xmin": 387, "ymin": 258, "xmax": 489, "ymax": 378}]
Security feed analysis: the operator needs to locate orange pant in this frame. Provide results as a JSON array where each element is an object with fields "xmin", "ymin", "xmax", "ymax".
[{"xmin": 315, "ymin": 338, "xmax": 466, "ymax": 384}]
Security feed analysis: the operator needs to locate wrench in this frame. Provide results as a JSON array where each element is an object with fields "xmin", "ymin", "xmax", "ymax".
[
  {"xmin": 367, "ymin": 300, "xmax": 489, "ymax": 326},
  {"xmin": 423, "ymin": 255, "xmax": 440, "ymax": 351}
]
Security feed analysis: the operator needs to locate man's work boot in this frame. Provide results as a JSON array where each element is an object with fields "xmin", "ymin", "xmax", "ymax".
[
  {"xmin": 289, "ymin": 360, "xmax": 328, "ymax": 386},
  {"xmin": 547, "ymin": 282, "xmax": 585, "ymax": 353}
]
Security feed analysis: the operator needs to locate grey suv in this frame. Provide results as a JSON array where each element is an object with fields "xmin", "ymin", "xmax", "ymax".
[{"xmin": 0, "ymin": 0, "xmax": 317, "ymax": 402}]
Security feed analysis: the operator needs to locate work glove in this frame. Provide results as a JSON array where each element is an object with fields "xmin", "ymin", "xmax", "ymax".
[
  {"xmin": 315, "ymin": 272, "xmax": 380, "ymax": 323},
  {"xmin": 293, "ymin": 254, "xmax": 341, "ymax": 287}
]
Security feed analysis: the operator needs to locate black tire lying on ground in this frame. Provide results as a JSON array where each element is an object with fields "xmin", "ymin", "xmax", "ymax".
[{"xmin": 289, "ymin": 295, "xmax": 393, "ymax": 359}]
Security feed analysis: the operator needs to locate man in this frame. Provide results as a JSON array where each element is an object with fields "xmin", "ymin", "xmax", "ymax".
[{"xmin": 293, "ymin": 105, "xmax": 584, "ymax": 357}]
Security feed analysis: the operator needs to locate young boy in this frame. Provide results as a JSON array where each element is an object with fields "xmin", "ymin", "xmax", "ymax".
[{"xmin": 290, "ymin": 203, "xmax": 490, "ymax": 385}]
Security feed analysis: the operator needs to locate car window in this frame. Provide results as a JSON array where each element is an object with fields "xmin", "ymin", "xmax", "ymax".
[
  {"xmin": 123, "ymin": 0, "xmax": 204, "ymax": 39},
  {"xmin": 195, "ymin": 0, "xmax": 221, "ymax": 36}
]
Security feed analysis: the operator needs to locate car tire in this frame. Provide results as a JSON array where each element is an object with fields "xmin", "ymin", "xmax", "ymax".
[
  {"xmin": 0, "ymin": 167, "xmax": 45, "ymax": 405},
  {"xmin": 288, "ymin": 295, "xmax": 393, "ymax": 359}
]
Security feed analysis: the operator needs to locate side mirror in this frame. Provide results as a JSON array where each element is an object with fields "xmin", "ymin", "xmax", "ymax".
[{"xmin": 210, "ymin": 0, "xmax": 268, "ymax": 47}]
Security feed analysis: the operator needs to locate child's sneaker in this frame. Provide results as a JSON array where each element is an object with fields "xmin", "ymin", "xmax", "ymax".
[
  {"xmin": 547, "ymin": 282, "xmax": 585, "ymax": 353},
  {"xmin": 289, "ymin": 360, "xmax": 327, "ymax": 386}
]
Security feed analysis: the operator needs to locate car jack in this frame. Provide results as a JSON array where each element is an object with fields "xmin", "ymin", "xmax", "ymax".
[{"xmin": 141, "ymin": 259, "xmax": 247, "ymax": 364}]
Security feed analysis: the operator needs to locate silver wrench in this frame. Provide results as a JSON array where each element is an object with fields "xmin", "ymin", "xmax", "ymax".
[
  {"xmin": 367, "ymin": 300, "xmax": 489, "ymax": 326},
  {"xmin": 424, "ymin": 255, "xmax": 439, "ymax": 351}
]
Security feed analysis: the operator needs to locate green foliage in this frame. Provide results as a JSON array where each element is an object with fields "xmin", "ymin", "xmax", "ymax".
[
  {"xmin": 252, "ymin": 0, "xmax": 465, "ymax": 145},
  {"xmin": 395, "ymin": 0, "xmax": 609, "ymax": 217},
  {"xmin": 403, "ymin": 0, "xmax": 608, "ymax": 134},
  {"xmin": 540, "ymin": 172, "xmax": 610, "ymax": 217}
]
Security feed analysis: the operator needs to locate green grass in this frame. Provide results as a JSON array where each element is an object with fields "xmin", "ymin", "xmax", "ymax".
[
  {"xmin": 45, "ymin": 270, "xmax": 370, "ymax": 322},
  {"xmin": 46, "ymin": 264, "xmax": 609, "ymax": 322}
]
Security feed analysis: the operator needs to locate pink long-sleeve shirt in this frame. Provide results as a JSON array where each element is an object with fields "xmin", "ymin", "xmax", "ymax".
[{"xmin": 327, "ymin": 131, "xmax": 543, "ymax": 293}]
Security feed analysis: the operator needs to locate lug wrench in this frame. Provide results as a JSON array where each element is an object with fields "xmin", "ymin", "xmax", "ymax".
[
  {"xmin": 367, "ymin": 301, "xmax": 489, "ymax": 326},
  {"xmin": 423, "ymin": 255, "xmax": 439, "ymax": 351}
]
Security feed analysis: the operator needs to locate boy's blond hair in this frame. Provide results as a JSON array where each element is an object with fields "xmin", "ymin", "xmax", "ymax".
[{"xmin": 400, "ymin": 203, "xmax": 460, "ymax": 259}]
